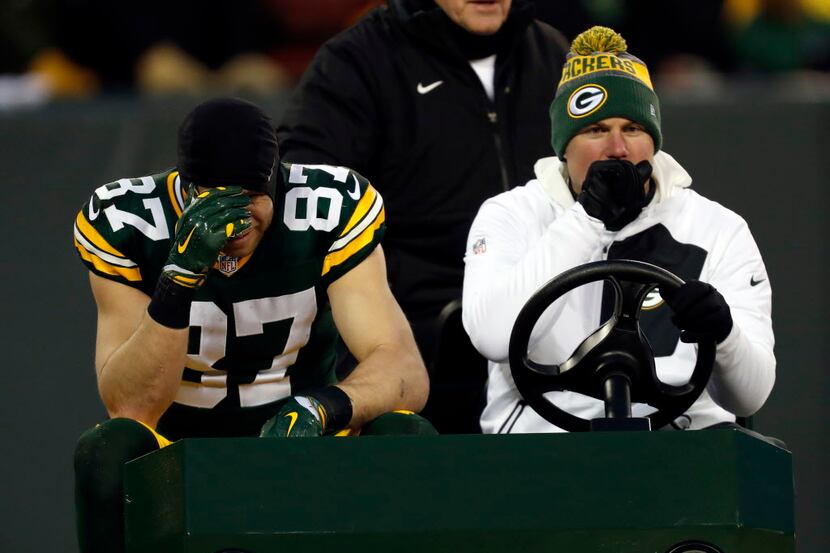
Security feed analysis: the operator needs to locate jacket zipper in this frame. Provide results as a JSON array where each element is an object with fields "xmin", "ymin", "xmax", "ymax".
[{"xmin": 488, "ymin": 110, "xmax": 510, "ymax": 191}]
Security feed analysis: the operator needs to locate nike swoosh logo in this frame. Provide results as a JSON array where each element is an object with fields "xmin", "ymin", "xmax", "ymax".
[
  {"xmin": 285, "ymin": 411, "xmax": 299, "ymax": 435},
  {"xmin": 417, "ymin": 80, "xmax": 444, "ymax": 94},
  {"xmin": 750, "ymin": 276, "xmax": 766, "ymax": 286},
  {"xmin": 177, "ymin": 227, "xmax": 197, "ymax": 254},
  {"xmin": 88, "ymin": 201, "xmax": 100, "ymax": 220},
  {"xmin": 348, "ymin": 174, "xmax": 361, "ymax": 200}
]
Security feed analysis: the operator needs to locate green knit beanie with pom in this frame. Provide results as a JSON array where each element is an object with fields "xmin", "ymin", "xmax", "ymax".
[{"xmin": 550, "ymin": 26, "xmax": 662, "ymax": 160}]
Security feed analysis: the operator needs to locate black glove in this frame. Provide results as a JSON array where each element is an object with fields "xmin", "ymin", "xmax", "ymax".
[
  {"xmin": 577, "ymin": 159, "xmax": 653, "ymax": 231},
  {"xmin": 660, "ymin": 280, "xmax": 733, "ymax": 344}
]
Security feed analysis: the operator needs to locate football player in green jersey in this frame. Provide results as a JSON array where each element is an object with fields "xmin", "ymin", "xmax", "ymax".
[{"xmin": 72, "ymin": 97, "xmax": 432, "ymax": 553}]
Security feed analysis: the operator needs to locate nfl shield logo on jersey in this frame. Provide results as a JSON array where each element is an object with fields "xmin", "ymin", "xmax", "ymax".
[
  {"xmin": 217, "ymin": 255, "xmax": 239, "ymax": 276},
  {"xmin": 472, "ymin": 237, "xmax": 487, "ymax": 255}
]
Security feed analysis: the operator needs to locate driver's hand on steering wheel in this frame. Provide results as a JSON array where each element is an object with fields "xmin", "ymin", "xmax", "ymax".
[{"xmin": 660, "ymin": 280, "xmax": 733, "ymax": 344}]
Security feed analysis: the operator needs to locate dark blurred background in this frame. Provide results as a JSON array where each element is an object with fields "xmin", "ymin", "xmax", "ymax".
[{"xmin": 0, "ymin": 1, "xmax": 827, "ymax": 552}]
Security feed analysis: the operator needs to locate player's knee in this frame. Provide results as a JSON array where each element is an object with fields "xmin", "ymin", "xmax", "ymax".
[
  {"xmin": 74, "ymin": 418, "xmax": 161, "ymax": 499},
  {"xmin": 361, "ymin": 411, "xmax": 439, "ymax": 436}
]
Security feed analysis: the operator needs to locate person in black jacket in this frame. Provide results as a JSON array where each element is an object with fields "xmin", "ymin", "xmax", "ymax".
[{"xmin": 278, "ymin": 0, "xmax": 568, "ymax": 433}]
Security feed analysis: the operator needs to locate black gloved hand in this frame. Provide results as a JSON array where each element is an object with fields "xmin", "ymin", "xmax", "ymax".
[
  {"xmin": 577, "ymin": 159, "xmax": 653, "ymax": 231},
  {"xmin": 660, "ymin": 280, "xmax": 733, "ymax": 344}
]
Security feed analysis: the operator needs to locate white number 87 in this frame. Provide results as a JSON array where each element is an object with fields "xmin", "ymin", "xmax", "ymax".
[{"xmin": 283, "ymin": 164, "xmax": 346, "ymax": 232}]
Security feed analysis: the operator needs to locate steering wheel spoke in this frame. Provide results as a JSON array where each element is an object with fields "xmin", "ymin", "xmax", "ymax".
[
  {"xmin": 523, "ymin": 359, "xmax": 567, "ymax": 393},
  {"xmin": 617, "ymin": 281, "xmax": 656, "ymax": 326}
]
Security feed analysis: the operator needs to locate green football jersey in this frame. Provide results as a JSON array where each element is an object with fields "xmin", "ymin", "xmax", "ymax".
[{"xmin": 73, "ymin": 162, "xmax": 386, "ymax": 438}]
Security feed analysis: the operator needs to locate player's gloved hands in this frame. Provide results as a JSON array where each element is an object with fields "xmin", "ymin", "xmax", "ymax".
[
  {"xmin": 660, "ymin": 280, "xmax": 734, "ymax": 344},
  {"xmin": 163, "ymin": 185, "xmax": 251, "ymax": 288},
  {"xmin": 577, "ymin": 159, "xmax": 653, "ymax": 231},
  {"xmin": 260, "ymin": 396, "xmax": 326, "ymax": 438}
]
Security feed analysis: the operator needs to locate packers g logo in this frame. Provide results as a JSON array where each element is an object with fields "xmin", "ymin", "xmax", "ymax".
[
  {"xmin": 567, "ymin": 84, "xmax": 607, "ymax": 118},
  {"xmin": 641, "ymin": 287, "xmax": 664, "ymax": 310}
]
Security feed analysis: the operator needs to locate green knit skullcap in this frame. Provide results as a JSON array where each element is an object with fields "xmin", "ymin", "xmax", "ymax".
[{"xmin": 550, "ymin": 26, "xmax": 662, "ymax": 160}]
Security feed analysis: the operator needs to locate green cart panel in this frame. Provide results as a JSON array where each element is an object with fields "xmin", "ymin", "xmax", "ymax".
[{"xmin": 124, "ymin": 428, "xmax": 794, "ymax": 553}]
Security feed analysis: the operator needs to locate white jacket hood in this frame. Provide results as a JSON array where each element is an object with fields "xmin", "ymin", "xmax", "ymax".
[{"xmin": 533, "ymin": 151, "xmax": 693, "ymax": 209}]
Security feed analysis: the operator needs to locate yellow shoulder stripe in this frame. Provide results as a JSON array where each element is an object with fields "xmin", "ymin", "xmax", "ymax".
[
  {"xmin": 340, "ymin": 184, "xmax": 377, "ymax": 237},
  {"xmin": 167, "ymin": 171, "xmax": 184, "ymax": 218},
  {"xmin": 75, "ymin": 211, "xmax": 127, "ymax": 258},
  {"xmin": 74, "ymin": 238, "xmax": 142, "ymax": 281},
  {"xmin": 322, "ymin": 207, "xmax": 385, "ymax": 276},
  {"xmin": 137, "ymin": 421, "xmax": 174, "ymax": 448}
]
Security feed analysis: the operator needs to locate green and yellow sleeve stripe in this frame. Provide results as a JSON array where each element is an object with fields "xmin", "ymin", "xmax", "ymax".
[
  {"xmin": 73, "ymin": 210, "xmax": 142, "ymax": 281},
  {"xmin": 322, "ymin": 184, "xmax": 385, "ymax": 276},
  {"xmin": 166, "ymin": 171, "xmax": 186, "ymax": 219}
]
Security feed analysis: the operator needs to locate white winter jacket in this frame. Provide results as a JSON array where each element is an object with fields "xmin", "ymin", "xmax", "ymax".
[{"xmin": 463, "ymin": 152, "xmax": 775, "ymax": 433}]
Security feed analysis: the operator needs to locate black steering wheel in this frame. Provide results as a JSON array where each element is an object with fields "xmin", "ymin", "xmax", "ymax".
[{"xmin": 508, "ymin": 260, "xmax": 715, "ymax": 431}]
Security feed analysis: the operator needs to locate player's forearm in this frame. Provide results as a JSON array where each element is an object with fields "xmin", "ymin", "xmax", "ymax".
[
  {"xmin": 338, "ymin": 343, "xmax": 429, "ymax": 429},
  {"xmin": 97, "ymin": 313, "xmax": 188, "ymax": 426}
]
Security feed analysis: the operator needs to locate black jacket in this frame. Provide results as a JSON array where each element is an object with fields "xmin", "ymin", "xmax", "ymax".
[{"xmin": 278, "ymin": 0, "xmax": 568, "ymax": 320}]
